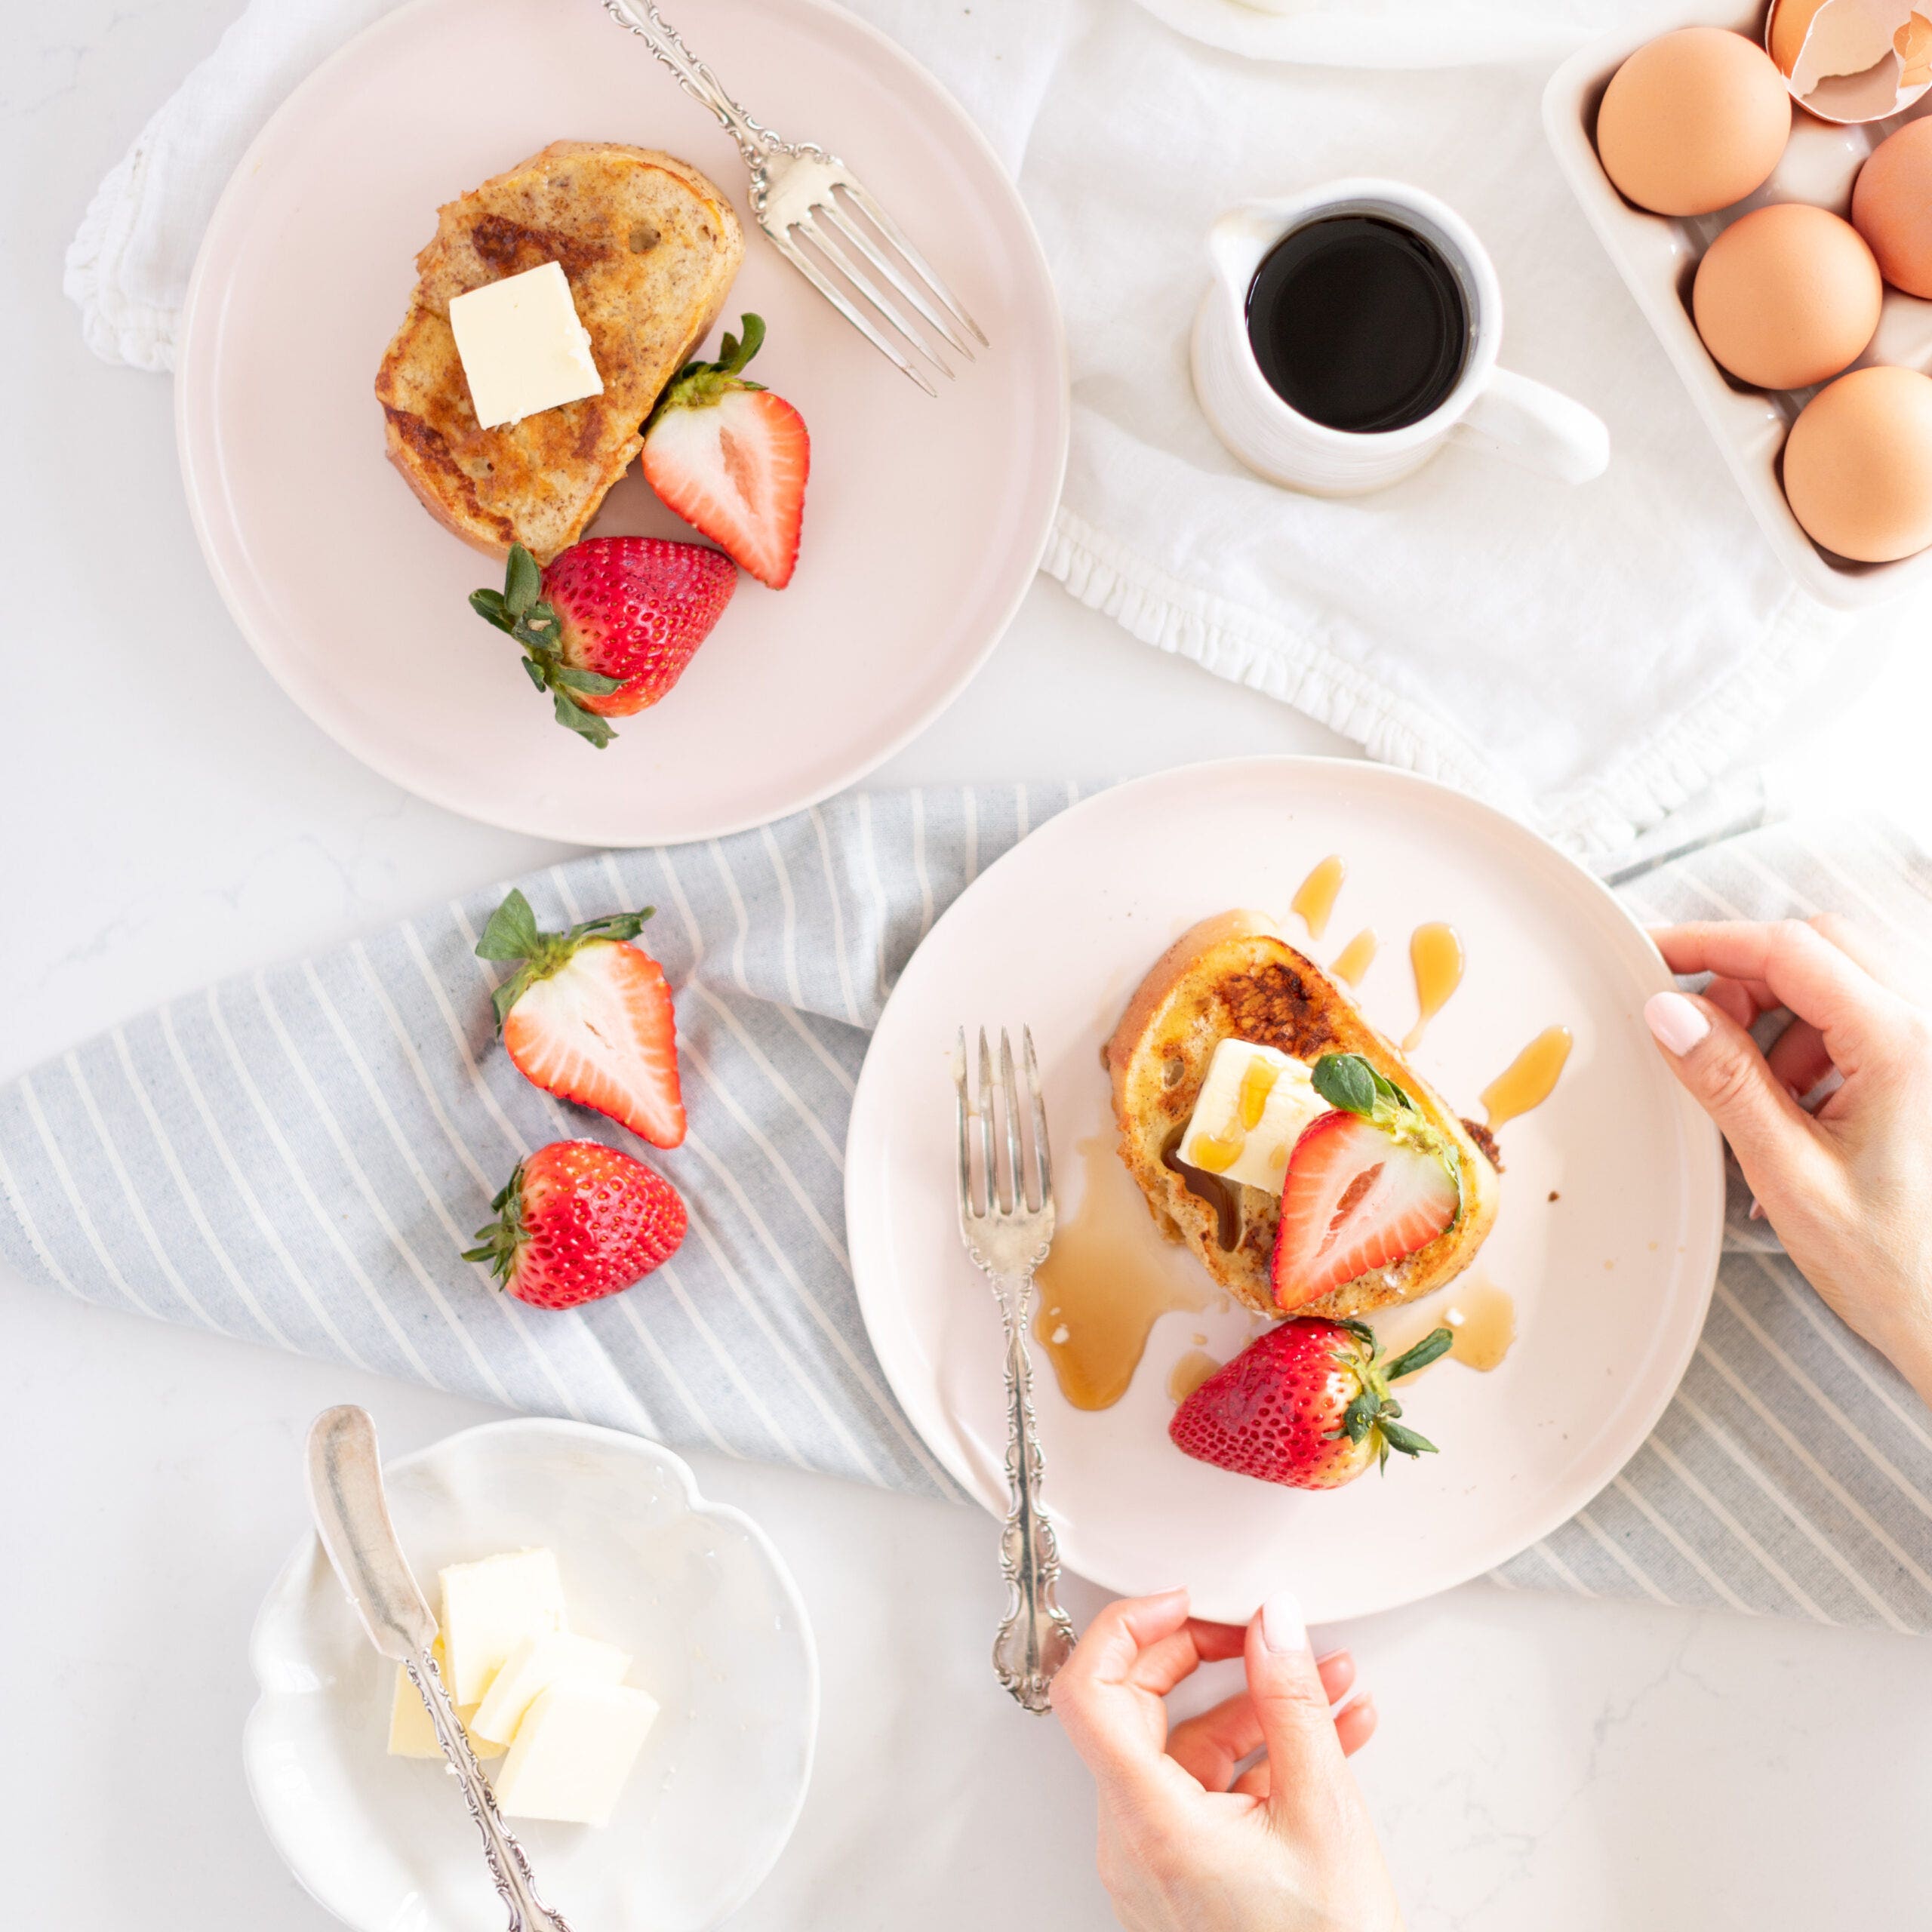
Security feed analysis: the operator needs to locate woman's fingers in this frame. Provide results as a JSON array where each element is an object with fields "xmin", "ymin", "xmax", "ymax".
[
  {"xmin": 1051, "ymin": 1590, "xmax": 1197, "ymax": 1803},
  {"xmin": 1166, "ymin": 1689, "xmax": 1266, "ymax": 1791},
  {"xmin": 1644, "ymin": 989, "xmax": 1836, "ymax": 1202},
  {"xmin": 1765, "ymin": 1016, "xmax": 1833, "ymax": 1101},
  {"xmin": 1651, "ymin": 921, "xmax": 1897, "ymax": 1072},
  {"xmin": 1164, "ymin": 1650, "xmax": 1364, "ymax": 1792},
  {"xmin": 1333, "ymin": 1694, "xmax": 1379, "ymax": 1757},
  {"xmin": 1701, "ymin": 976, "xmax": 1762, "ymax": 1032}
]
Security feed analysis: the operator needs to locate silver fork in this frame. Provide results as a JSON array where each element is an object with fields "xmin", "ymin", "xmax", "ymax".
[
  {"xmin": 603, "ymin": 0, "xmax": 987, "ymax": 395},
  {"xmin": 954, "ymin": 1026, "xmax": 1078, "ymax": 1713}
]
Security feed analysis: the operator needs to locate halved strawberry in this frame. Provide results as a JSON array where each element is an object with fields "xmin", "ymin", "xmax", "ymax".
[
  {"xmin": 475, "ymin": 888, "xmax": 685, "ymax": 1148},
  {"xmin": 1271, "ymin": 1054, "xmax": 1460, "ymax": 1311},
  {"xmin": 641, "ymin": 314, "xmax": 809, "ymax": 589}
]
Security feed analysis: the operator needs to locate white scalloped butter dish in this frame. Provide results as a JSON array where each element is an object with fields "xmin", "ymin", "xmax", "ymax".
[{"xmin": 246, "ymin": 1418, "xmax": 817, "ymax": 1931}]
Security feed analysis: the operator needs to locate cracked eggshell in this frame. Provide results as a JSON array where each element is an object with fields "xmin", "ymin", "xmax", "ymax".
[{"xmin": 1767, "ymin": 0, "xmax": 1932, "ymax": 124}]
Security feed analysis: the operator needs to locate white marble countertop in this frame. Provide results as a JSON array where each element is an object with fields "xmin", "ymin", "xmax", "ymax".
[{"xmin": 11, "ymin": 4, "xmax": 1932, "ymax": 1927}]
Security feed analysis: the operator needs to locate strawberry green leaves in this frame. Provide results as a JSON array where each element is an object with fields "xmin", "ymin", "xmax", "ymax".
[
  {"xmin": 472, "ymin": 543, "xmax": 624, "ymax": 749},
  {"xmin": 475, "ymin": 887, "xmax": 656, "ymax": 1032},
  {"xmin": 1329, "ymin": 1317, "xmax": 1452, "ymax": 1472},
  {"xmin": 1312, "ymin": 1052, "xmax": 1414, "ymax": 1122}
]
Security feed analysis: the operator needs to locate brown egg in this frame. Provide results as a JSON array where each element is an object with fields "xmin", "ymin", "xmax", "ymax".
[
  {"xmin": 1597, "ymin": 28, "xmax": 1792, "ymax": 217},
  {"xmin": 1854, "ymin": 117, "xmax": 1932, "ymax": 298},
  {"xmin": 1784, "ymin": 366, "xmax": 1932, "ymax": 561},
  {"xmin": 1692, "ymin": 204, "xmax": 1883, "ymax": 390}
]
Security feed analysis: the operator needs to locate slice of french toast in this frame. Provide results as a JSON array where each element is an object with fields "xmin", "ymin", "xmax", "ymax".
[
  {"xmin": 1104, "ymin": 911, "xmax": 1500, "ymax": 1321},
  {"xmin": 376, "ymin": 141, "xmax": 744, "ymax": 563}
]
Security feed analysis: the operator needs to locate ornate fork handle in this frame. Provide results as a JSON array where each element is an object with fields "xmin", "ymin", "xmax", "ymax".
[
  {"xmin": 602, "ymin": 0, "xmax": 792, "ymax": 167},
  {"xmin": 406, "ymin": 1650, "xmax": 574, "ymax": 1931},
  {"xmin": 989, "ymin": 1269, "xmax": 1077, "ymax": 1713}
]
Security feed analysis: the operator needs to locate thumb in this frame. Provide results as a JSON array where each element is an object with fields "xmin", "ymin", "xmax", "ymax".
[
  {"xmin": 1644, "ymin": 989, "xmax": 1831, "ymax": 1201},
  {"xmin": 1245, "ymin": 1592, "xmax": 1348, "ymax": 1838}
]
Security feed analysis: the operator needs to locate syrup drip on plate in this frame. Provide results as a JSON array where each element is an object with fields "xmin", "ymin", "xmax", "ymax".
[
  {"xmin": 1482, "ymin": 1026, "xmax": 1573, "ymax": 1130},
  {"xmin": 1291, "ymin": 855, "xmax": 1346, "ymax": 940},
  {"xmin": 1377, "ymin": 1276, "xmax": 1517, "ymax": 1375},
  {"xmin": 1331, "ymin": 927, "xmax": 1378, "ymax": 987},
  {"xmin": 1167, "ymin": 1349, "xmax": 1223, "ymax": 1404},
  {"xmin": 1034, "ymin": 1131, "xmax": 1211, "ymax": 1411},
  {"xmin": 1401, "ymin": 921, "xmax": 1464, "ymax": 1050}
]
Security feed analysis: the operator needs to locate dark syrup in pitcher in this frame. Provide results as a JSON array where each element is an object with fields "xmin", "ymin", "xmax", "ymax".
[{"xmin": 1245, "ymin": 215, "xmax": 1469, "ymax": 433}]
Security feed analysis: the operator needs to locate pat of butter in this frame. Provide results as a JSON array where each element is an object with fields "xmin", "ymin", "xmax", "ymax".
[
  {"xmin": 1177, "ymin": 1039, "xmax": 1326, "ymax": 1194},
  {"xmin": 470, "ymin": 1630, "xmax": 632, "ymax": 1750},
  {"xmin": 491, "ymin": 1681, "xmax": 661, "ymax": 1829},
  {"xmin": 386, "ymin": 1636, "xmax": 502, "ymax": 1761},
  {"xmin": 448, "ymin": 261, "xmax": 603, "ymax": 430},
  {"xmin": 439, "ymin": 1548, "xmax": 568, "ymax": 1706}
]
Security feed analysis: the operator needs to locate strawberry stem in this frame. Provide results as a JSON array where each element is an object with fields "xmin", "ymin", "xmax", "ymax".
[
  {"xmin": 1385, "ymin": 1326, "xmax": 1454, "ymax": 1380},
  {"xmin": 654, "ymin": 313, "xmax": 771, "ymax": 420},
  {"xmin": 473, "ymin": 887, "xmax": 657, "ymax": 1032},
  {"xmin": 471, "ymin": 544, "xmax": 626, "ymax": 749},
  {"xmin": 461, "ymin": 1163, "xmax": 528, "ymax": 1286}
]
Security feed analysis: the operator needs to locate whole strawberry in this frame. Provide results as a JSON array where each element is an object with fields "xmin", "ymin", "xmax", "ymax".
[
  {"xmin": 1169, "ymin": 1317, "xmax": 1451, "ymax": 1490},
  {"xmin": 463, "ymin": 1141, "xmax": 686, "ymax": 1311},
  {"xmin": 471, "ymin": 537, "xmax": 737, "ymax": 747},
  {"xmin": 642, "ymin": 314, "xmax": 809, "ymax": 589},
  {"xmin": 476, "ymin": 887, "xmax": 685, "ymax": 1149}
]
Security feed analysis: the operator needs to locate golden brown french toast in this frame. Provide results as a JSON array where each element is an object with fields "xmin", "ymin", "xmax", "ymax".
[
  {"xmin": 376, "ymin": 141, "xmax": 744, "ymax": 562},
  {"xmin": 1104, "ymin": 911, "xmax": 1500, "ymax": 1321}
]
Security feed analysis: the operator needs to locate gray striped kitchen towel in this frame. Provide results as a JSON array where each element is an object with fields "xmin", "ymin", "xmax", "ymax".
[{"xmin": 2, "ymin": 783, "xmax": 1930, "ymax": 1628}]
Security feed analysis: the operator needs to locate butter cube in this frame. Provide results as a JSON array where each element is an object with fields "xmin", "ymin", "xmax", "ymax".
[
  {"xmin": 448, "ymin": 260, "xmax": 604, "ymax": 430},
  {"xmin": 491, "ymin": 1681, "xmax": 660, "ymax": 1828},
  {"xmin": 386, "ymin": 1637, "xmax": 502, "ymax": 1761},
  {"xmin": 439, "ymin": 1549, "xmax": 568, "ymax": 1705},
  {"xmin": 471, "ymin": 1629, "xmax": 632, "ymax": 1751}
]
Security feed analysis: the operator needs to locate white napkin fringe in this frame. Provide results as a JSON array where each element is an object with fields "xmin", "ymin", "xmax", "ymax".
[{"xmin": 1046, "ymin": 505, "xmax": 1847, "ymax": 857}]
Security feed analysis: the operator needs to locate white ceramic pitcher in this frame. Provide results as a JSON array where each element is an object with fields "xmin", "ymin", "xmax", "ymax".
[{"xmin": 1191, "ymin": 180, "xmax": 1611, "ymax": 497}]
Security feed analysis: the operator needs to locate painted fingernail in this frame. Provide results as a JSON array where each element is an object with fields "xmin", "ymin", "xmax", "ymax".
[
  {"xmin": 1261, "ymin": 1590, "xmax": 1307, "ymax": 1655},
  {"xmin": 1644, "ymin": 991, "xmax": 1711, "ymax": 1056},
  {"xmin": 1749, "ymin": 1198, "xmax": 1765, "ymax": 1222}
]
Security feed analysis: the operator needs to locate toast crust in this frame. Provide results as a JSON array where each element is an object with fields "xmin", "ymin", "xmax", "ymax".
[
  {"xmin": 375, "ymin": 141, "xmax": 744, "ymax": 563},
  {"xmin": 1104, "ymin": 912, "xmax": 1500, "ymax": 1321}
]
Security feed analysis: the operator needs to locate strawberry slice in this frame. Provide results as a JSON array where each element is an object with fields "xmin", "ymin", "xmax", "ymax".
[
  {"xmin": 1271, "ymin": 1054, "xmax": 1460, "ymax": 1311},
  {"xmin": 641, "ymin": 314, "xmax": 809, "ymax": 589},
  {"xmin": 476, "ymin": 888, "xmax": 686, "ymax": 1148}
]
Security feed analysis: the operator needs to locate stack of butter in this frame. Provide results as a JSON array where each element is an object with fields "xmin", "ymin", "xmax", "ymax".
[{"xmin": 387, "ymin": 1547, "xmax": 658, "ymax": 1829}]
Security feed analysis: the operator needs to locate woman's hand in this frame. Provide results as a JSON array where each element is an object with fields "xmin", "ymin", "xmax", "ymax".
[
  {"xmin": 1051, "ymin": 1587, "xmax": 1401, "ymax": 1932},
  {"xmin": 1644, "ymin": 915, "xmax": 1932, "ymax": 1398}
]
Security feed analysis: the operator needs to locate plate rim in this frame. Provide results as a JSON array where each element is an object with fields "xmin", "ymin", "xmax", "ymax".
[
  {"xmin": 844, "ymin": 754, "xmax": 1727, "ymax": 1623},
  {"xmin": 243, "ymin": 1414, "xmax": 820, "ymax": 1932},
  {"xmin": 174, "ymin": 0, "xmax": 1070, "ymax": 848}
]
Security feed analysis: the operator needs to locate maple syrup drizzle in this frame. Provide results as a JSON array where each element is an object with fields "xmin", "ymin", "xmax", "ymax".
[
  {"xmin": 1481, "ymin": 1026, "xmax": 1573, "ymax": 1130},
  {"xmin": 1401, "ymin": 922, "xmax": 1464, "ymax": 1050},
  {"xmin": 1377, "ymin": 1276, "xmax": 1517, "ymax": 1375},
  {"xmin": 1168, "ymin": 1349, "xmax": 1223, "ymax": 1404},
  {"xmin": 1291, "ymin": 855, "xmax": 1346, "ymax": 941},
  {"xmin": 1161, "ymin": 1128, "xmax": 1242, "ymax": 1249},
  {"xmin": 1033, "ymin": 1131, "xmax": 1211, "ymax": 1411},
  {"xmin": 1331, "ymin": 928, "xmax": 1378, "ymax": 986}
]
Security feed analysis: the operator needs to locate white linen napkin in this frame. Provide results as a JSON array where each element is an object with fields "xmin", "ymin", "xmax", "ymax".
[{"xmin": 67, "ymin": 0, "xmax": 1849, "ymax": 856}]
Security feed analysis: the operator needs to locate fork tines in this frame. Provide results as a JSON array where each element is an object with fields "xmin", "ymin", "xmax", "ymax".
[
  {"xmin": 953, "ymin": 1026, "xmax": 1053, "ymax": 1223},
  {"xmin": 764, "ymin": 162, "xmax": 988, "ymax": 398}
]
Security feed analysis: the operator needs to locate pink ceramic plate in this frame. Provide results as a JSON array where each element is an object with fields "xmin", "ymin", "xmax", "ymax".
[
  {"xmin": 847, "ymin": 758, "xmax": 1726, "ymax": 1625},
  {"xmin": 177, "ymin": 0, "xmax": 1066, "ymax": 846}
]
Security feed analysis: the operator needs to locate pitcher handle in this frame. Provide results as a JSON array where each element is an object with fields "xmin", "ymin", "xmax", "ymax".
[{"xmin": 1454, "ymin": 368, "xmax": 1610, "ymax": 485}]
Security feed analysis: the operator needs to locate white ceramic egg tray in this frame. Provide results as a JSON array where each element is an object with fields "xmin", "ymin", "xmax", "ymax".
[{"xmin": 1544, "ymin": 5, "xmax": 1932, "ymax": 610}]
